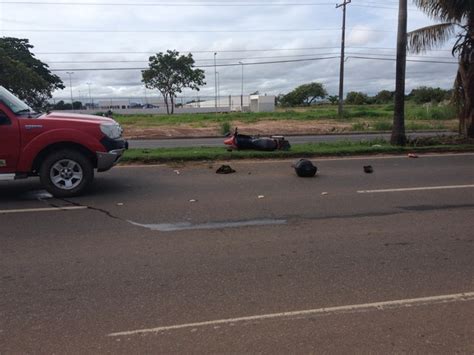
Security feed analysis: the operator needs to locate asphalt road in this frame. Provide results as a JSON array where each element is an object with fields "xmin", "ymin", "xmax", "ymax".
[
  {"xmin": 129, "ymin": 131, "xmax": 454, "ymax": 149},
  {"xmin": 1, "ymin": 153, "xmax": 474, "ymax": 353}
]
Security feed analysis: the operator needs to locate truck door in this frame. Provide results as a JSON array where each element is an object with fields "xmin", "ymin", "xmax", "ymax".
[{"xmin": 0, "ymin": 108, "xmax": 20, "ymax": 174}]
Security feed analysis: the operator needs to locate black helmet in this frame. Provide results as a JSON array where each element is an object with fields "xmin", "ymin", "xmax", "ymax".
[{"xmin": 294, "ymin": 159, "xmax": 317, "ymax": 177}]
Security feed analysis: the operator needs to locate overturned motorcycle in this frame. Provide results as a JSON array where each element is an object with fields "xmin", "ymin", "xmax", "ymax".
[{"xmin": 224, "ymin": 128, "xmax": 291, "ymax": 151}]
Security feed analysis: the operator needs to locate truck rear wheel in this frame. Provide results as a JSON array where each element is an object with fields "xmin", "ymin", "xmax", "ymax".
[{"xmin": 40, "ymin": 149, "xmax": 94, "ymax": 197}]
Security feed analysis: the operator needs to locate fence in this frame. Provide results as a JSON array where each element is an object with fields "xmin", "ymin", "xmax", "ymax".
[{"xmin": 51, "ymin": 94, "xmax": 275, "ymax": 114}]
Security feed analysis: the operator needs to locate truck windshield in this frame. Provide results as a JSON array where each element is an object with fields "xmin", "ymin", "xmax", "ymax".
[{"xmin": 0, "ymin": 86, "xmax": 35, "ymax": 114}]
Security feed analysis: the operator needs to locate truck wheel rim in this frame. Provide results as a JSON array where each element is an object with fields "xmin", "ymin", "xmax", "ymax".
[{"xmin": 50, "ymin": 159, "xmax": 83, "ymax": 190}]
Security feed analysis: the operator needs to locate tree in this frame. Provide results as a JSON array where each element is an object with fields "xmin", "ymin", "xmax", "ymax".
[
  {"xmin": 72, "ymin": 101, "xmax": 83, "ymax": 110},
  {"xmin": 374, "ymin": 90, "xmax": 394, "ymax": 104},
  {"xmin": 392, "ymin": 0, "xmax": 408, "ymax": 146},
  {"xmin": 279, "ymin": 82, "xmax": 327, "ymax": 107},
  {"xmin": 142, "ymin": 50, "xmax": 205, "ymax": 115},
  {"xmin": 345, "ymin": 91, "xmax": 369, "ymax": 105},
  {"xmin": 0, "ymin": 37, "xmax": 64, "ymax": 109},
  {"xmin": 52, "ymin": 100, "xmax": 70, "ymax": 110},
  {"xmin": 328, "ymin": 95, "xmax": 339, "ymax": 105},
  {"xmin": 408, "ymin": 86, "xmax": 449, "ymax": 104},
  {"xmin": 408, "ymin": 0, "xmax": 474, "ymax": 138}
]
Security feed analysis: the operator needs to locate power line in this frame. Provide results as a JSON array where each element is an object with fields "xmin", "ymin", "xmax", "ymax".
[
  {"xmin": 34, "ymin": 47, "xmax": 343, "ymax": 55},
  {"xmin": 44, "ymin": 52, "xmax": 453, "ymax": 64},
  {"xmin": 50, "ymin": 56, "xmax": 341, "ymax": 71},
  {"xmin": 0, "ymin": 0, "xmax": 423, "ymax": 9},
  {"xmin": 0, "ymin": 1, "xmax": 335, "ymax": 6},
  {"xmin": 0, "ymin": 1, "xmax": 421, "ymax": 11},
  {"xmin": 348, "ymin": 56, "xmax": 458, "ymax": 65},
  {"xmin": 1, "ymin": 27, "xmax": 393, "ymax": 33},
  {"xmin": 352, "ymin": 4, "xmax": 419, "ymax": 11},
  {"xmin": 48, "ymin": 55, "xmax": 458, "ymax": 72},
  {"xmin": 34, "ymin": 46, "xmax": 453, "ymax": 55}
]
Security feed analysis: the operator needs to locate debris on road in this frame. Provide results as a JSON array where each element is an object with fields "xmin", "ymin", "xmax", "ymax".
[
  {"xmin": 293, "ymin": 159, "xmax": 317, "ymax": 177},
  {"xmin": 321, "ymin": 192, "xmax": 328, "ymax": 196},
  {"xmin": 117, "ymin": 203, "xmax": 124, "ymax": 206},
  {"xmin": 363, "ymin": 165, "xmax": 374, "ymax": 174},
  {"xmin": 258, "ymin": 195, "xmax": 265, "ymax": 199},
  {"xmin": 216, "ymin": 165, "xmax": 236, "ymax": 174},
  {"xmin": 189, "ymin": 199, "xmax": 197, "ymax": 203},
  {"xmin": 408, "ymin": 153, "xmax": 419, "ymax": 158},
  {"xmin": 174, "ymin": 170, "xmax": 181, "ymax": 175}
]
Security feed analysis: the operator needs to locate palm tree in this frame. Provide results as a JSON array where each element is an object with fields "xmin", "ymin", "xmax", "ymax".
[
  {"xmin": 408, "ymin": 0, "xmax": 474, "ymax": 139},
  {"xmin": 392, "ymin": 0, "xmax": 408, "ymax": 146}
]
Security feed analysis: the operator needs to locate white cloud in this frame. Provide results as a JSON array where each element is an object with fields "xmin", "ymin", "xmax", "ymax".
[
  {"xmin": 0, "ymin": 0, "xmax": 459, "ymax": 100},
  {"xmin": 347, "ymin": 26, "xmax": 385, "ymax": 46}
]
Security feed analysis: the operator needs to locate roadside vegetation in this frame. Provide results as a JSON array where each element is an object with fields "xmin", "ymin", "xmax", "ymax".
[
  {"xmin": 115, "ymin": 103, "xmax": 458, "ymax": 137},
  {"xmin": 122, "ymin": 136, "xmax": 474, "ymax": 164}
]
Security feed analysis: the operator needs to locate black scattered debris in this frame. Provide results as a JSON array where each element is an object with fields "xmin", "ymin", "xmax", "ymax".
[
  {"xmin": 363, "ymin": 165, "xmax": 374, "ymax": 174},
  {"xmin": 216, "ymin": 165, "xmax": 236, "ymax": 174},
  {"xmin": 293, "ymin": 159, "xmax": 317, "ymax": 177}
]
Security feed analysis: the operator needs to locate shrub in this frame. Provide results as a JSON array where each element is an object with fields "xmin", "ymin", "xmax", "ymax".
[
  {"xmin": 373, "ymin": 121, "xmax": 392, "ymax": 131},
  {"xmin": 220, "ymin": 121, "xmax": 231, "ymax": 135}
]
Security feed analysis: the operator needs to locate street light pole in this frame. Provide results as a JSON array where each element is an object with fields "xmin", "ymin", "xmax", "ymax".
[
  {"xmin": 336, "ymin": 0, "xmax": 351, "ymax": 119},
  {"xmin": 216, "ymin": 72, "xmax": 220, "ymax": 108},
  {"xmin": 66, "ymin": 72, "xmax": 74, "ymax": 110},
  {"xmin": 239, "ymin": 61, "xmax": 244, "ymax": 111},
  {"xmin": 87, "ymin": 82, "xmax": 92, "ymax": 109},
  {"xmin": 214, "ymin": 52, "xmax": 218, "ymax": 113}
]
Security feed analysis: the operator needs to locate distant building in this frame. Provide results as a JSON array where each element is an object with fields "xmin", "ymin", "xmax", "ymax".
[
  {"xmin": 186, "ymin": 95, "xmax": 275, "ymax": 112},
  {"xmin": 249, "ymin": 95, "xmax": 275, "ymax": 113},
  {"xmin": 96, "ymin": 98, "xmax": 164, "ymax": 110}
]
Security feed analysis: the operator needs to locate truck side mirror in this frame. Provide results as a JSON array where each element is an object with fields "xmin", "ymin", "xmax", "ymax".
[{"xmin": 0, "ymin": 111, "xmax": 11, "ymax": 125}]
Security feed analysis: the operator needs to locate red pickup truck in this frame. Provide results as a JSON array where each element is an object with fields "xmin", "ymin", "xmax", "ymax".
[{"xmin": 0, "ymin": 86, "xmax": 128, "ymax": 197}]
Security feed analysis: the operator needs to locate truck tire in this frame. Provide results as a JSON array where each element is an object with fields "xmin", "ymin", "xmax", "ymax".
[{"xmin": 39, "ymin": 149, "xmax": 94, "ymax": 197}]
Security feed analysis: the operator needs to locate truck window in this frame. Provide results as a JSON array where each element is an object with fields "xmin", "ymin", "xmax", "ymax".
[{"xmin": 0, "ymin": 111, "xmax": 11, "ymax": 125}]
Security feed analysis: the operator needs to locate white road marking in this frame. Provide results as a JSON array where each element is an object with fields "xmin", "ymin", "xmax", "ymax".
[
  {"xmin": 357, "ymin": 184, "xmax": 474, "ymax": 194},
  {"xmin": 128, "ymin": 219, "xmax": 287, "ymax": 232},
  {"xmin": 0, "ymin": 206, "xmax": 87, "ymax": 214},
  {"xmin": 108, "ymin": 291, "xmax": 474, "ymax": 337},
  {"xmin": 0, "ymin": 174, "xmax": 15, "ymax": 181}
]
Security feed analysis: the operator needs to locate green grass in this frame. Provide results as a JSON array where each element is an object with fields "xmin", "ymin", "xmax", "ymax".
[
  {"xmin": 373, "ymin": 121, "xmax": 392, "ymax": 131},
  {"xmin": 122, "ymin": 141, "xmax": 474, "ymax": 164},
  {"xmin": 220, "ymin": 121, "xmax": 231, "ymax": 135},
  {"xmin": 351, "ymin": 122, "xmax": 366, "ymax": 131},
  {"xmin": 407, "ymin": 105, "xmax": 457, "ymax": 120},
  {"xmin": 114, "ymin": 104, "xmax": 456, "ymax": 128}
]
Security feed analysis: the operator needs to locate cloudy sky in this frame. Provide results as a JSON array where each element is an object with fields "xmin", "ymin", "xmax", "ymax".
[{"xmin": 0, "ymin": 0, "xmax": 460, "ymax": 102}]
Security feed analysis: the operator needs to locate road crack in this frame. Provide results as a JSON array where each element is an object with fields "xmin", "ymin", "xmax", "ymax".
[{"xmin": 59, "ymin": 198, "xmax": 123, "ymax": 221}]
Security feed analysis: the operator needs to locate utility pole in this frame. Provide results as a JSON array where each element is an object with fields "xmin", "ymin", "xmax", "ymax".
[
  {"xmin": 66, "ymin": 72, "xmax": 74, "ymax": 110},
  {"xmin": 214, "ymin": 52, "xmax": 218, "ymax": 113},
  {"xmin": 336, "ymin": 0, "xmax": 350, "ymax": 119},
  {"xmin": 78, "ymin": 90, "xmax": 83, "ymax": 109},
  {"xmin": 239, "ymin": 61, "xmax": 244, "ymax": 111},
  {"xmin": 391, "ymin": 0, "xmax": 408, "ymax": 146},
  {"xmin": 144, "ymin": 88, "xmax": 149, "ymax": 106},
  {"xmin": 87, "ymin": 82, "xmax": 92, "ymax": 109},
  {"xmin": 216, "ymin": 72, "xmax": 220, "ymax": 108}
]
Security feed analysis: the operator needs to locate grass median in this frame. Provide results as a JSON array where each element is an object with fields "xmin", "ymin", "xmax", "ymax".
[
  {"xmin": 115, "ymin": 104, "xmax": 457, "ymax": 138},
  {"xmin": 121, "ymin": 140, "xmax": 474, "ymax": 164},
  {"xmin": 115, "ymin": 104, "xmax": 456, "ymax": 126}
]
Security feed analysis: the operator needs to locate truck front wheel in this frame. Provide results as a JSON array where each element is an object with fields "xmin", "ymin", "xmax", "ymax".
[{"xmin": 40, "ymin": 149, "xmax": 94, "ymax": 197}]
